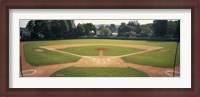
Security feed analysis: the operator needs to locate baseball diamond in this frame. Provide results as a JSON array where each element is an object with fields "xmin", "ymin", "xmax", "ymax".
[{"xmin": 20, "ymin": 39, "xmax": 180, "ymax": 77}]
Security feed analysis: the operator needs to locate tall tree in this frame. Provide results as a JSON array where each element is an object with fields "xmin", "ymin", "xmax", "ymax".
[
  {"xmin": 60, "ymin": 20, "xmax": 69, "ymax": 39},
  {"xmin": 66, "ymin": 20, "xmax": 76, "ymax": 38},
  {"xmin": 118, "ymin": 22, "xmax": 126, "ymax": 36},
  {"xmin": 167, "ymin": 21, "xmax": 177, "ymax": 38},
  {"xmin": 83, "ymin": 23, "xmax": 97, "ymax": 36},
  {"xmin": 166, "ymin": 20, "xmax": 180, "ymax": 38},
  {"xmin": 118, "ymin": 22, "xmax": 133, "ymax": 36},
  {"xmin": 109, "ymin": 24, "xmax": 117, "ymax": 33},
  {"xmin": 141, "ymin": 26, "xmax": 151, "ymax": 37},
  {"xmin": 174, "ymin": 20, "xmax": 180, "ymax": 38},
  {"xmin": 50, "ymin": 20, "xmax": 60, "ymax": 38},
  {"xmin": 50, "ymin": 20, "xmax": 70, "ymax": 39},
  {"xmin": 26, "ymin": 20, "xmax": 37, "ymax": 39},
  {"xmin": 42, "ymin": 20, "xmax": 51, "ymax": 38},
  {"xmin": 26, "ymin": 20, "xmax": 35, "ymax": 31},
  {"xmin": 33, "ymin": 20, "xmax": 43, "ymax": 38},
  {"xmin": 153, "ymin": 20, "xmax": 168, "ymax": 37},
  {"xmin": 97, "ymin": 25, "xmax": 105, "ymax": 36},
  {"xmin": 33, "ymin": 20, "xmax": 52, "ymax": 38},
  {"xmin": 101, "ymin": 28, "xmax": 111, "ymax": 36},
  {"xmin": 127, "ymin": 21, "xmax": 137, "ymax": 27},
  {"xmin": 135, "ymin": 24, "xmax": 142, "ymax": 34},
  {"xmin": 76, "ymin": 23, "xmax": 85, "ymax": 36}
]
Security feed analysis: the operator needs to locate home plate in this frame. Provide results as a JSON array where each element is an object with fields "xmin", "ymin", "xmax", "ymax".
[{"xmin": 75, "ymin": 57, "xmax": 128, "ymax": 67}]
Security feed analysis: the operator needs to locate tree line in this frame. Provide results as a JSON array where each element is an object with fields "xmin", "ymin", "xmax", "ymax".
[
  {"xmin": 23, "ymin": 20, "xmax": 97, "ymax": 39},
  {"xmin": 117, "ymin": 20, "xmax": 180, "ymax": 38},
  {"xmin": 21, "ymin": 20, "xmax": 180, "ymax": 40}
]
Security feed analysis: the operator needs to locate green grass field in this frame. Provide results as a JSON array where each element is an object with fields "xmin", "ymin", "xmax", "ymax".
[
  {"xmin": 122, "ymin": 47, "xmax": 180, "ymax": 68},
  {"xmin": 23, "ymin": 39, "xmax": 180, "ymax": 67},
  {"xmin": 24, "ymin": 44, "xmax": 80, "ymax": 66},
  {"xmin": 59, "ymin": 45, "xmax": 143, "ymax": 56},
  {"xmin": 50, "ymin": 67, "xmax": 148, "ymax": 77}
]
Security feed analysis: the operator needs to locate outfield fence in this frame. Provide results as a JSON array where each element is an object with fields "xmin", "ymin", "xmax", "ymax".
[
  {"xmin": 78, "ymin": 36, "xmax": 180, "ymax": 41},
  {"xmin": 20, "ymin": 36, "xmax": 179, "ymax": 42}
]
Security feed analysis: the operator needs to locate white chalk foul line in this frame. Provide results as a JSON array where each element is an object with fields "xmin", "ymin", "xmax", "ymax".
[
  {"xmin": 109, "ymin": 47, "xmax": 163, "ymax": 59},
  {"xmin": 165, "ymin": 70, "xmax": 180, "ymax": 77},
  {"xmin": 41, "ymin": 45, "xmax": 163, "ymax": 61},
  {"xmin": 22, "ymin": 69, "xmax": 37, "ymax": 76}
]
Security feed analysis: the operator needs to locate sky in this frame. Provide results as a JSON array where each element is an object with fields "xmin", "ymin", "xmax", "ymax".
[
  {"xmin": 20, "ymin": 20, "xmax": 30, "ymax": 28},
  {"xmin": 74, "ymin": 20, "xmax": 153, "ymax": 25},
  {"xmin": 20, "ymin": 20, "xmax": 154, "ymax": 28}
]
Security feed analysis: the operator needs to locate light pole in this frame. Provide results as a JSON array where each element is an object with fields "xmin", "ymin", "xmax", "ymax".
[
  {"xmin": 20, "ymin": 56, "xmax": 23, "ymax": 77},
  {"xmin": 173, "ymin": 36, "xmax": 180, "ymax": 77}
]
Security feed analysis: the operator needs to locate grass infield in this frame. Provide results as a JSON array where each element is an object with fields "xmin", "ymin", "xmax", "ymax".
[
  {"xmin": 50, "ymin": 67, "xmax": 149, "ymax": 77},
  {"xmin": 59, "ymin": 45, "xmax": 143, "ymax": 56}
]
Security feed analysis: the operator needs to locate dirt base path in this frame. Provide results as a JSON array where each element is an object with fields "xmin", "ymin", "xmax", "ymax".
[
  {"xmin": 99, "ymin": 50, "xmax": 104, "ymax": 56},
  {"xmin": 40, "ymin": 44, "xmax": 163, "ymax": 58},
  {"xmin": 20, "ymin": 43, "xmax": 180, "ymax": 77},
  {"xmin": 126, "ymin": 63, "xmax": 180, "ymax": 77}
]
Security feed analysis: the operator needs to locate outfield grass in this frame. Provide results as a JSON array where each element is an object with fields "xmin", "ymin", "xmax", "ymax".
[
  {"xmin": 122, "ymin": 43, "xmax": 180, "ymax": 68},
  {"xmin": 23, "ymin": 44, "xmax": 80, "ymax": 66},
  {"xmin": 50, "ymin": 67, "xmax": 149, "ymax": 77},
  {"xmin": 23, "ymin": 39, "xmax": 180, "ymax": 67},
  {"xmin": 59, "ymin": 45, "xmax": 143, "ymax": 56}
]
